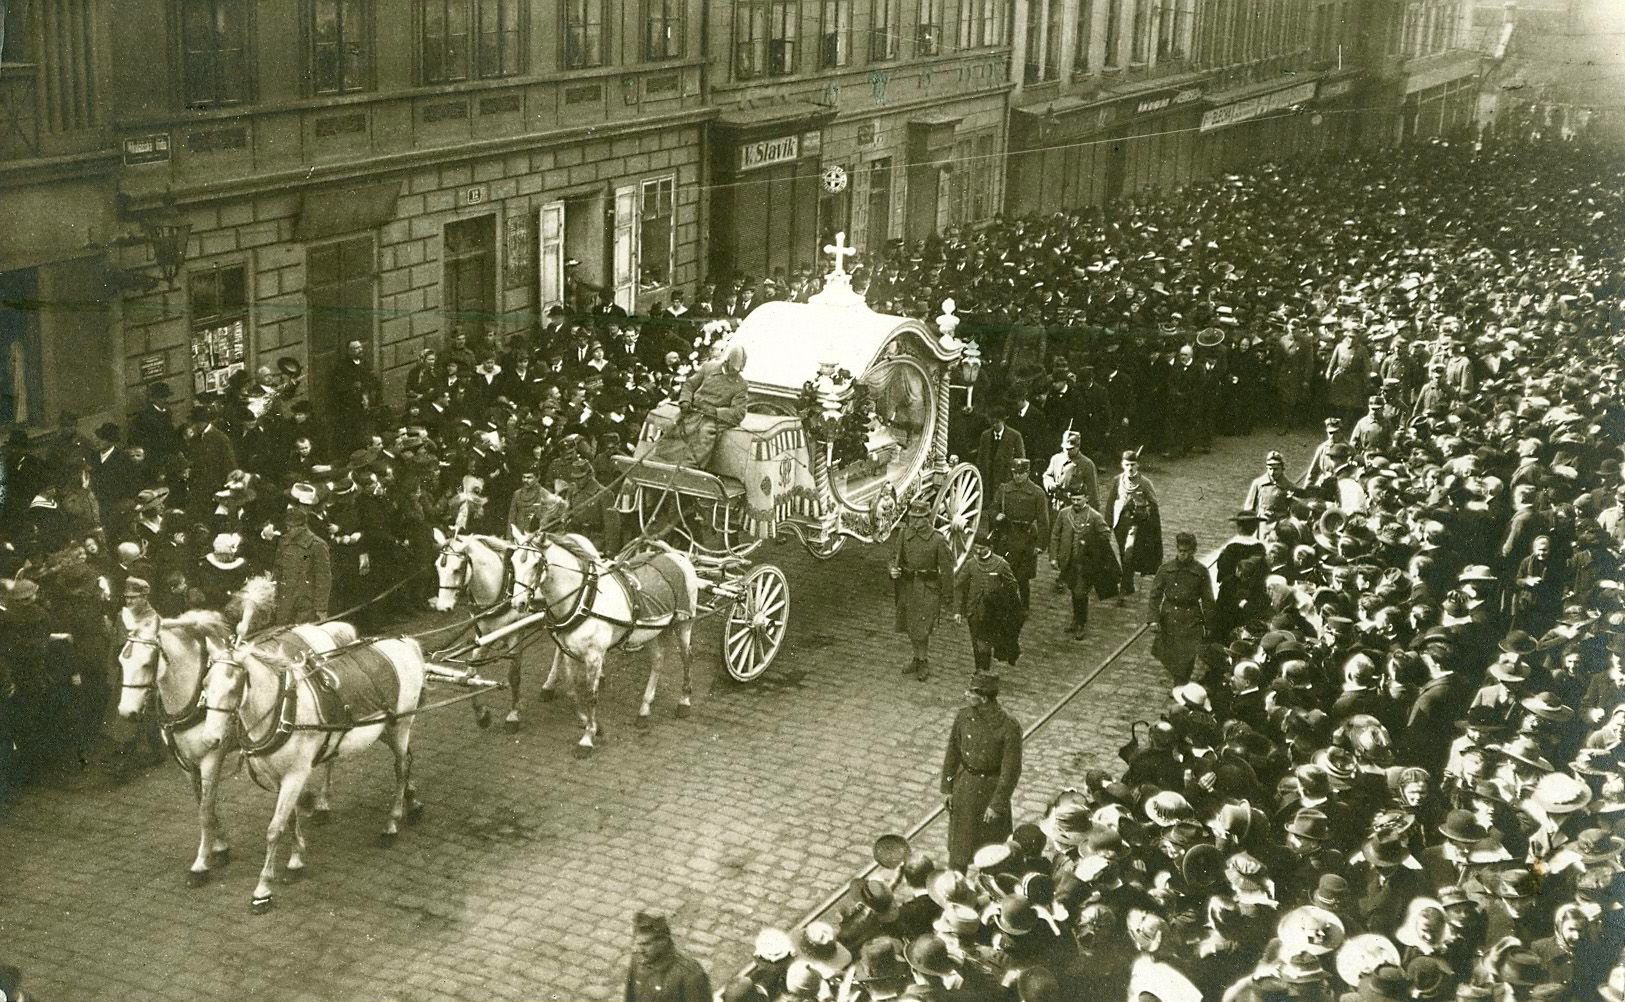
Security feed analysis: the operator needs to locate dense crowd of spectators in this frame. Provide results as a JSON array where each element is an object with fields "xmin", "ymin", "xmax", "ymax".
[{"xmin": 652, "ymin": 139, "xmax": 1625, "ymax": 1002}]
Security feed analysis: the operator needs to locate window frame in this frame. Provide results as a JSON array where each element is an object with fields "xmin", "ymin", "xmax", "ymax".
[
  {"xmin": 563, "ymin": 0, "xmax": 604, "ymax": 70},
  {"xmin": 180, "ymin": 0, "xmax": 253, "ymax": 109},
  {"xmin": 916, "ymin": 0, "xmax": 942, "ymax": 56},
  {"xmin": 820, "ymin": 0, "xmax": 852, "ymax": 67},
  {"xmin": 1103, "ymin": 0, "xmax": 1121, "ymax": 65},
  {"xmin": 643, "ymin": 0, "xmax": 685, "ymax": 60},
  {"xmin": 1072, "ymin": 0, "xmax": 1091, "ymax": 72},
  {"xmin": 307, "ymin": 0, "xmax": 373, "ymax": 96},
  {"xmin": 870, "ymin": 0, "xmax": 899, "ymax": 61},
  {"xmin": 421, "ymin": 0, "xmax": 525, "ymax": 84},
  {"xmin": 636, "ymin": 175, "xmax": 677, "ymax": 292},
  {"xmin": 189, "ymin": 262, "xmax": 252, "ymax": 397}
]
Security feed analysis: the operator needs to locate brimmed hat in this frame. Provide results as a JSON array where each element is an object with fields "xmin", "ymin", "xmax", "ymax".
[
  {"xmin": 931, "ymin": 902, "xmax": 980, "ymax": 938},
  {"xmin": 1313, "ymin": 873, "xmax": 1349, "ymax": 910},
  {"xmin": 123, "ymin": 577, "xmax": 152, "ymax": 599},
  {"xmin": 753, "ymin": 927, "xmax": 793, "ymax": 962},
  {"xmin": 854, "ymin": 936, "xmax": 909, "ymax": 985},
  {"xmin": 1356, "ymin": 967, "xmax": 1411, "ymax": 1002},
  {"xmin": 1573, "ymin": 827, "xmax": 1625, "ymax": 863},
  {"xmin": 848, "ymin": 878, "xmax": 899, "ymax": 921},
  {"xmin": 1438, "ymin": 810, "xmax": 1489, "ymax": 844},
  {"xmin": 1458, "ymin": 564, "xmax": 1498, "ymax": 583},
  {"xmin": 1039, "ymin": 803, "xmax": 1094, "ymax": 849},
  {"xmin": 1286, "ymin": 808, "xmax": 1331, "ymax": 842},
  {"xmin": 1145, "ymin": 790, "xmax": 1196, "ymax": 827},
  {"xmin": 134, "ymin": 486, "xmax": 170, "ymax": 511},
  {"xmin": 1493, "ymin": 869, "xmax": 1537, "ymax": 900},
  {"xmin": 1495, "ymin": 736, "xmax": 1555, "ymax": 773},
  {"xmin": 985, "ymin": 894, "xmax": 1038, "ymax": 936},
  {"xmin": 1490, "ymin": 658, "xmax": 1534, "ymax": 684},
  {"xmin": 1497, "ymin": 950, "xmax": 1545, "ymax": 987},
  {"xmin": 1519, "ymin": 692, "xmax": 1573, "ymax": 723},
  {"xmin": 794, "ymin": 921, "xmax": 851, "ymax": 977},
  {"xmin": 1456, "ymin": 704, "xmax": 1511, "ymax": 733},
  {"xmin": 1498, "ymin": 630, "xmax": 1538, "ymax": 656},
  {"xmin": 1336, "ymin": 934, "xmax": 1403, "ymax": 989},
  {"xmin": 1527, "ymin": 772, "xmax": 1592, "ymax": 815},
  {"xmin": 1278, "ymin": 905, "xmax": 1346, "ymax": 956},
  {"xmin": 904, "ymin": 934, "xmax": 956, "ymax": 978}
]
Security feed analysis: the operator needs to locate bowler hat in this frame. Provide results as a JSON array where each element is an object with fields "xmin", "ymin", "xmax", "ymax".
[{"xmin": 1437, "ymin": 810, "xmax": 1488, "ymax": 844}]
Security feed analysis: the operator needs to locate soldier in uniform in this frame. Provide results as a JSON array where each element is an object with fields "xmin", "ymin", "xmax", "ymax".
[
  {"xmin": 888, "ymin": 497, "xmax": 954, "ymax": 681},
  {"xmin": 1242, "ymin": 450, "xmax": 1298, "ymax": 523},
  {"xmin": 1050, "ymin": 486, "xmax": 1119, "ymax": 639},
  {"xmin": 940, "ymin": 670, "xmax": 1023, "ymax": 871},
  {"xmin": 1147, "ymin": 531, "xmax": 1214, "ymax": 683},
  {"xmin": 990, "ymin": 458, "xmax": 1049, "ymax": 609},
  {"xmin": 954, "ymin": 534, "xmax": 1020, "ymax": 674}
]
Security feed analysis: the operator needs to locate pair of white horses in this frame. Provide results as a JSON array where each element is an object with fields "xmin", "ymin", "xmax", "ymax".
[
  {"xmin": 431, "ymin": 527, "xmax": 701, "ymax": 756},
  {"xmin": 116, "ymin": 532, "xmax": 699, "ymax": 912},
  {"xmin": 117, "ymin": 599, "xmax": 424, "ymax": 913}
]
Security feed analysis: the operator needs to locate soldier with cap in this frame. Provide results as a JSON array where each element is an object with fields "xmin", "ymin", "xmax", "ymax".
[
  {"xmin": 1050, "ymin": 486, "xmax": 1119, "ymax": 639},
  {"xmin": 990, "ymin": 458, "xmax": 1049, "ymax": 609},
  {"xmin": 888, "ymin": 497, "xmax": 955, "ymax": 681},
  {"xmin": 1242, "ymin": 451, "xmax": 1298, "ymax": 523},
  {"xmin": 941, "ymin": 670, "xmax": 1023, "ymax": 871},
  {"xmin": 625, "ymin": 910, "xmax": 711, "ymax": 1002},
  {"xmin": 954, "ymin": 533, "xmax": 1021, "ymax": 674},
  {"xmin": 1148, "ymin": 531, "xmax": 1214, "ymax": 683}
]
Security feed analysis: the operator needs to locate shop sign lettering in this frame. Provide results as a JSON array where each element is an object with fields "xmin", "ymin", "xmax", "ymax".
[
  {"xmin": 1199, "ymin": 81, "xmax": 1318, "ymax": 132},
  {"xmin": 739, "ymin": 135, "xmax": 800, "ymax": 171}
]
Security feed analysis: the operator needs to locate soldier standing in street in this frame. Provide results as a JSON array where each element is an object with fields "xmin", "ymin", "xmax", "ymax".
[
  {"xmin": 990, "ymin": 457, "xmax": 1049, "ymax": 609},
  {"xmin": 1050, "ymin": 486, "xmax": 1119, "ymax": 640},
  {"xmin": 940, "ymin": 670, "xmax": 1023, "ymax": 871},
  {"xmin": 954, "ymin": 534, "xmax": 1020, "ymax": 674},
  {"xmin": 1148, "ymin": 531, "xmax": 1213, "ymax": 684},
  {"xmin": 625, "ymin": 911, "xmax": 712, "ymax": 1002},
  {"xmin": 888, "ymin": 497, "xmax": 954, "ymax": 681}
]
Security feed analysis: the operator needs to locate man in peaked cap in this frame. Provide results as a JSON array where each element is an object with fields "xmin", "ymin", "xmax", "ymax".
[
  {"xmin": 889, "ymin": 497, "xmax": 956, "ymax": 681},
  {"xmin": 941, "ymin": 670, "xmax": 1023, "ymax": 871},
  {"xmin": 990, "ymin": 457, "xmax": 1050, "ymax": 609},
  {"xmin": 626, "ymin": 911, "xmax": 710, "ymax": 1002}
]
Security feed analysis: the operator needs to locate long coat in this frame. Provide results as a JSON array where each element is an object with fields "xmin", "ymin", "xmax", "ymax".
[
  {"xmin": 990, "ymin": 477, "xmax": 1050, "ymax": 580},
  {"xmin": 1103, "ymin": 474, "xmax": 1164, "ymax": 575},
  {"xmin": 889, "ymin": 524, "xmax": 954, "ymax": 643},
  {"xmin": 1051, "ymin": 504, "xmax": 1120, "ymax": 599},
  {"xmin": 273, "ymin": 527, "xmax": 332, "ymax": 624},
  {"xmin": 647, "ymin": 359, "xmax": 747, "ymax": 469},
  {"xmin": 975, "ymin": 427, "xmax": 1025, "ymax": 492},
  {"xmin": 941, "ymin": 701, "xmax": 1023, "ymax": 871}
]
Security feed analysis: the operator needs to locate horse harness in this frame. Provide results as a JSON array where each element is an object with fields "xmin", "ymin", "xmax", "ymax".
[
  {"xmin": 521, "ymin": 539, "xmax": 688, "ymax": 652},
  {"xmin": 229, "ymin": 641, "xmax": 406, "ymax": 770},
  {"xmin": 121, "ymin": 633, "xmax": 238, "ymax": 770}
]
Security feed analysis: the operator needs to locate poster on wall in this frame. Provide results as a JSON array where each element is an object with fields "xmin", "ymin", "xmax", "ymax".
[
  {"xmin": 191, "ymin": 320, "xmax": 248, "ymax": 395},
  {"xmin": 505, "ymin": 213, "xmax": 532, "ymax": 289}
]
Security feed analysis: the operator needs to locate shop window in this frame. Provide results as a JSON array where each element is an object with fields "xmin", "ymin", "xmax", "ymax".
[
  {"xmin": 563, "ymin": 0, "xmax": 603, "ymax": 68},
  {"xmin": 643, "ymin": 0, "xmax": 684, "ymax": 59},
  {"xmin": 867, "ymin": 158, "xmax": 892, "ymax": 246},
  {"xmin": 917, "ymin": 0, "xmax": 942, "ymax": 55},
  {"xmin": 181, "ymin": 0, "xmax": 250, "ymax": 108},
  {"xmin": 820, "ymin": 0, "xmax": 851, "ymax": 67},
  {"xmin": 1073, "ymin": 0, "xmax": 1092, "ymax": 72},
  {"xmin": 638, "ymin": 176, "xmax": 676, "ymax": 291},
  {"xmin": 309, "ymin": 0, "xmax": 371, "ymax": 95},
  {"xmin": 735, "ymin": 0, "xmax": 797, "ymax": 78},
  {"xmin": 190, "ymin": 264, "xmax": 250, "ymax": 396},
  {"xmin": 871, "ymin": 0, "xmax": 899, "ymax": 61},
  {"xmin": 423, "ymin": 0, "xmax": 523, "ymax": 83}
]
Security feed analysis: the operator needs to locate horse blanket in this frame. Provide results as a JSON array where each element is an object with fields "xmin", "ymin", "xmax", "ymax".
[
  {"xmin": 310, "ymin": 645, "xmax": 401, "ymax": 726},
  {"xmin": 610, "ymin": 549, "xmax": 695, "ymax": 628}
]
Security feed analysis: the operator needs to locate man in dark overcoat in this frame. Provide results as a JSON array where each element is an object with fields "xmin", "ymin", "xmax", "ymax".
[
  {"xmin": 1148, "ymin": 531, "xmax": 1213, "ymax": 684},
  {"xmin": 990, "ymin": 457, "xmax": 1049, "ymax": 609},
  {"xmin": 975, "ymin": 406, "xmax": 1025, "ymax": 494},
  {"xmin": 940, "ymin": 670, "xmax": 1023, "ymax": 871},
  {"xmin": 888, "ymin": 497, "xmax": 954, "ymax": 681},
  {"xmin": 1050, "ymin": 487, "xmax": 1119, "ymax": 639},
  {"xmin": 273, "ymin": 506, "xmax": 331, "ymax": 624},
  {"xmin": 954, "ymin": 535, "xmax": 1020, "ymax": 673}
]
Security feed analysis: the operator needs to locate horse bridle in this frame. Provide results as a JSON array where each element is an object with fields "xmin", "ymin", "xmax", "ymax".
[
  {"xmin": 120, "ymin": 633, "xmax": 237, "ymax": 726},
  {"xmin": 436, "ymin": 541, "xmax": 473, "ymax": 600}
]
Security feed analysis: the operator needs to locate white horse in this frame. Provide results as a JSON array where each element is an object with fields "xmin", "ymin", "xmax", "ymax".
[
  {"xmin": 431, "ymin": 528, "xmax": 540, "ymax": 728},
  {"xmin": 116, "ymin": 603, "xmax": 357, "ymax": 887},
  {"xmin": 195, "ymin": 632, "xmax": 427, "ymax": 913},
  {"xmin": 508, "ymin": 532, "xmax": 700, "ymax": 757}
]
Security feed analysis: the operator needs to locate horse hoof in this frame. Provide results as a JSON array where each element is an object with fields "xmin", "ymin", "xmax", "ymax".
[
  {"xmin": 634, "ymin": 715, "xmax": 651, "ymax": 731},
  {"xmin": 406, "ymin": 801, "xmax": 426, "ymax": 825},
  {"xmin": 186, "ymin": 869, "xmax": 211, "ymax": 889},
  {"xmin": 474, "ymin": 707, "xmax": 492, "ymax": 729},
  {"xmin": 310, "ymin": 808, "xmax": 332, "ymax": 827},
  {"xmin": 572, "ymin": 745, "xmax": 593, "ymax": 760},
  {"xmin": 378, "ymin": 831, "xmax": 398, "ymax": 848},
  {"xmin": 503, "ymin": 712, "xmax": 521, "ymax": 733},
  {"xmin": 675, "ymin": 703, "xmax": 692, "ymax": 719},
  {"xmin": 538, "ymin": 688, "xmax": 558, "ymax": 703},
  {"xmin": 209, "ymin": 848, "xmax": 232, "ymax": 867},
  {"xmin": 250, "ymin": 894, "xmax": 275, "ymax": 915},
  {"xmin": 283, "ymin": 867, "xmax": 307, "ymax": 884}
]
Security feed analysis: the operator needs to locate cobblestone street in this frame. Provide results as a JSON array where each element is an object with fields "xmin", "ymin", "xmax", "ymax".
[{"xmin": 0, "ymin": 426, "xmax": 1315, "ymax": 1001}]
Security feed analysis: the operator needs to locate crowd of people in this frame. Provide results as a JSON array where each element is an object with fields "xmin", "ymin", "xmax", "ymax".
[
  {"xmin": 1, "ymin": 128, "xmax": 1623, "ymax": 1002},
  {"xmin": 621, "ymin": 138, "xmax": 1625, "ymax": 1002}
]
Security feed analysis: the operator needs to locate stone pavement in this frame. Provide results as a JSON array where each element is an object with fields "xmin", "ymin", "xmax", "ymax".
[{"xmin": 0, "ymin": 426, "xmax": 1315, "ymax": 1001}]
